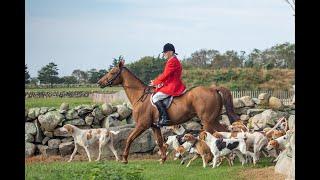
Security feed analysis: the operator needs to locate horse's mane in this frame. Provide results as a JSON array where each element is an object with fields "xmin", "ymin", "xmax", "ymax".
[
  {"xmin": 122, "ymin": 67, "xmax": 198, "ymax": 93},
  {"xmin": 123, "ymin": 67, "xmax": 147, "ymax": 86},
  {"xmin": 186, "ymin": 86, "xmax": 197, "ymax": 92}
]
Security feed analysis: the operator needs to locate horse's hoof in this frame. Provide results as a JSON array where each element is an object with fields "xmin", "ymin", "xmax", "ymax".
[
  {"xmin": 121, "ymin": 160, "xmax": 128, "ymax": 164},
  {"xmin": 159, "ymin": 159, "xmax": 166, "ymax": 164}
]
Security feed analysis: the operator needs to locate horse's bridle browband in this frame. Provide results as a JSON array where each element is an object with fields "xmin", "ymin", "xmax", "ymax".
[{"xmin": 105, "ymin": 66, "xmax": 154, "ymax": 106}]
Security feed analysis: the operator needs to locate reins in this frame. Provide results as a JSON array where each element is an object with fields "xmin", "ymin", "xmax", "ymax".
[
  {"xmin": 105, "ymin": 66, "xmax": 154, "ymax": 107},
  {"xmin": 133, "ymin": 85, "xmax": 154, "ymax": 106}
]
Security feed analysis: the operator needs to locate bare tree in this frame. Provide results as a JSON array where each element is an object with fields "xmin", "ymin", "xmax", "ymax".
[{"xmin": 284, "ymin": 0, "xmax": 295, "ymax": 16}]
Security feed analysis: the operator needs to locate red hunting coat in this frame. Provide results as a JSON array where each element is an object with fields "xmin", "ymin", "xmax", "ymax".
[{"xmin": 153, "ymin": 56, "xmax": 186, "ymax": 96}]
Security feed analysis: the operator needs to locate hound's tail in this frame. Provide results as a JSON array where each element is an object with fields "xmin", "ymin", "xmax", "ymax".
[{"xmin": 110, "ymin": 130, "xmax": 120, "ymax": 135}]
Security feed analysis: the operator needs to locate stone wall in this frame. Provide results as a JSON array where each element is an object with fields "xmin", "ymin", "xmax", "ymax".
[{"xmin": 25, "ymin": 93, "xmax": 295, "ymax": 160}]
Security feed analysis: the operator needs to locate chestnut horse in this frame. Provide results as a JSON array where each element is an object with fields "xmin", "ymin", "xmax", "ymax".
[{"xmin": 97, "ymin": 61, "xmax": 239, "ymax": 164}]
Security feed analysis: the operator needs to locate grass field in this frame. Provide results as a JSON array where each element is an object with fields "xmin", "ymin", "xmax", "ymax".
[
  {"xmin": 25, "ymin": 97, "xmax": 130, "ymax": 109},
  {"xmin": 25, "ymin": 97, "xmax": 99, "ymax": 109},
  {"xmin": 26, "ymin": 156, "xmax": 279, "ymax": 180},
  {"xmin": 25, "ymin": 86, "xmax": 124, "ymax": 109},
  {"xmin": 25, "ymin": 86, "xmax": 122, "ymax": 93}
]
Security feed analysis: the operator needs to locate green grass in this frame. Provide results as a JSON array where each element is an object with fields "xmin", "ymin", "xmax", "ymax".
[
  {"xmin": 26, "ymin": 158, "xmax": 274, "ymax": 180},
  {"xmin": 25, "ymin": 97, "xmax": 99, "ymax": 109},
  {"xmin": 25, "ymin": 86, "xmax": 122, "ymax": 93},
  {"xmin": 24, "ymin": 97, "xmax": 127, "ymax": 109}
]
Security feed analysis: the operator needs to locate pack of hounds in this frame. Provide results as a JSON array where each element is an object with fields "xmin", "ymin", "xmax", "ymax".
[
  {"xmin": 160, "ymin": 117, "xmax": 293, "ymax": 168},
  {"xmin": 59, "ymin": 117, "xmax": 292, "ymax": 168}
]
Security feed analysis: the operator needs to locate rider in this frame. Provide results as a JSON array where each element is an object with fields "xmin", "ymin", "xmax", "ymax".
[{"xmin": 150, "ymin": 43, "xmax": 186, "ymax": 127}]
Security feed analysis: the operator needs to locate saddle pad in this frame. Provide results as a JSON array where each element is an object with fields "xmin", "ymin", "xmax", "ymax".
[{"xmin": 150, "ymin": 89, "xmax": 187, "ymax": 109}]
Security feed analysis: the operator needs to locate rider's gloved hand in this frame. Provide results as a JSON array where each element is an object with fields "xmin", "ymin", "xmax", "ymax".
[{"xmin": 149, "ymin": 80, "xmax": 154, "ymax": 86}]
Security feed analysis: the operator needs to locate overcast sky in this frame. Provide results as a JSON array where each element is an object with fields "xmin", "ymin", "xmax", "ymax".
[{"xmin": 26, "ymin": 0, "xmax": 295, "ymax": 77}]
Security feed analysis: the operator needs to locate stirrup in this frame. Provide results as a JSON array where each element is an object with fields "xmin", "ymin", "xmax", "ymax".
[
  {"xmin": 153, "ymin": 119, "xmax": 169, "ymax": 128},
  {"xmin": 157, "ymin": 119, "xmax": 170, "ymax": 127}
]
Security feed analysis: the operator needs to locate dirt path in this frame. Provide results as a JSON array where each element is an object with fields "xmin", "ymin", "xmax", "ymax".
[{"xmin": 238, "ymin": 166, "xmax": 286, "ymax": 180}]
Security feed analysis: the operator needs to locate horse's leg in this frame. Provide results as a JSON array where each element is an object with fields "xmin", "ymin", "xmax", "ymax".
[
  {"xmin": 202, "ymin": 121, "xmax": 216, "ymax": 134},
  {"xmin": 198, "ymin": 106, "xmax": 224, "ymax": 133},
  {"xmin": 121, "ymin": 126, "xmax": 146, "ymax": 164},
  {"xmin": 202, "ymin": 116, "xmax": 227, "ymax": 133},
  {"xmin": 200, "ymin": 113, "xmax": 217, "ymax": 133},
  {"xmin": 151, "ymin": 127, "xmax": 167, "ymax": 164},
  {"xmin": 213, "ymin": 121, "xmax": 227, "ymax": 132}
]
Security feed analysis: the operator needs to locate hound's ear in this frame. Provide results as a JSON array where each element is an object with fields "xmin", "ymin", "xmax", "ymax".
[
  {"xmin": 64, "ymin": 125, "xmax": 74, "ymax": 134},
  {"xmin": 118, "ymin": 60, "xmax": 125, "ymax": 68}
]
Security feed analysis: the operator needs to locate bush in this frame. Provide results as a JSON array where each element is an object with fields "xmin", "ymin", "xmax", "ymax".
[{"xmin": 182, "ymin": 68, "xmax": 294, "ymax": 90}]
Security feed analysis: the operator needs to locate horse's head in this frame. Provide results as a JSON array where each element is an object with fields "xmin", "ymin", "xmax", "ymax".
[{"xmin": 97, "ymin": 60, "xmax": 125, "ymax": 88}]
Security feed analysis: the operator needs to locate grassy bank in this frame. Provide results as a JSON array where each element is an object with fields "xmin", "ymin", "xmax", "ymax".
[
  {"xmin": 25, "ymin": 86, "xmax": 122, "ymax": 93},
  {"xmin": 25, "ymin": 97, "xmax": 98, "ymax": 109},
  {"xmin": 26, "ymin": 157, "xmax": 276, "ymax": 180},
  {"xmin": 182, "ymin": 68, "xmax": 294, "ymax": 90}
]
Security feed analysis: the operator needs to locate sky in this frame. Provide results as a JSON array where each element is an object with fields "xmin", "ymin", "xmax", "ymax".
[{"xmin": 26, "ymin": 0, "xmax": 295, "ymax": 77}]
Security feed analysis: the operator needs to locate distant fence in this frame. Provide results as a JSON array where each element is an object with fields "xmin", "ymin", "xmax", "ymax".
[
  {"xmin": 230, "ymin": 90, "xmax": 294, "ymax": 105},
  {"xmin": 89, "ymin": 90, "xmax": 129, "ymax": 104},
  {"xmin": 90, "ymin": 90, "xmax": 294, "ymax": 105}
]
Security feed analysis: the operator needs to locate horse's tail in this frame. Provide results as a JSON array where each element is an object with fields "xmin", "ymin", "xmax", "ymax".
[{"xmin": 215, "ymin": 86, "xmax": 240, "ymax": 124}]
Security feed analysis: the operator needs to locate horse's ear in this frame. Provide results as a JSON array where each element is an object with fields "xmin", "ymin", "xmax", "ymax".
[{"xmin": 118, "ymin": 60, "xmax": 125, "ymax": 68}]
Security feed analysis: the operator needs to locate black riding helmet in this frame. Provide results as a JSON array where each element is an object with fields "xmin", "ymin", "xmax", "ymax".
[{"xmin": 162, "ymin": 43, "xmax": 178, "ymax": 55}]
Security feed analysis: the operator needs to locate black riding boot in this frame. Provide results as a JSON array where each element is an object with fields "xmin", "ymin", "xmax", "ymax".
[{"xmin": 154, "ymin": 100, "xmax": 170, "ymax": 127}]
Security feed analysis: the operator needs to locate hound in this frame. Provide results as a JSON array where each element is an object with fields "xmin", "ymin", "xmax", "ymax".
[{"xmin": 59, "ymin": 124, "xmax": 120, "ymax": 162}]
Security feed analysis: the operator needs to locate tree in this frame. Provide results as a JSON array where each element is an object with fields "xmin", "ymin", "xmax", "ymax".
[
  {"xmin": 247, "ymin": 48, "xmax": 263, "ymax": 68},
  {"xmin": 284, "ymin": 0, "xmax": 295, "ymax": 16},
  {"xmin": 98, "ymin": 69, "xmax": 107, "ymax": 77},
  {"xmin": 97, "ymin": 69, "xmax": 107, "ymax": 82},
  {"xmin": 37, "ymin": 62, "xmax": 59, "ymax": 85},
  {"xmin": 211, "ymin": 51, "xmax": 243, "ymax": 69},
  {"xmin": 224, "ymin": 50, "xmax": 243, "ymax": 68},
  {"xmin": 127, "ymin": 56, "xmax": 166, "ymax": 84},
  {"xmin": 25, "ymin": 64, "xmax": 30, "ymax": 83},
  {"xmin": 109, "ymin": 55, "xmax": 124, "ymax": 70},
  {"xmin": 87, "ymin": 69, "xmax": 108, "ymax": 83},
  {"xmin": 60, "ymin": 76, "xmax": 78, "ymax": 84},
  {"xmin": 185, "ymin": 49, "xmax": 219, "ymax": 68},
  {"xmin": 244, "ymin": 43, "xmax": 295, "ymax": 69},
  {"xmin": 30, "ymin": 77, "xmax": 39, "ymax": 85},
  {"xmin": 71, "ymin": 69, "xmax": 88, "ymax": 84}
]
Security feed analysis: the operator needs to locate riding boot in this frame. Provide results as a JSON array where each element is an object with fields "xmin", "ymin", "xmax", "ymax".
[{"xmin": 154, "ymin": 100, "xmax": 170, "ymax": 127}]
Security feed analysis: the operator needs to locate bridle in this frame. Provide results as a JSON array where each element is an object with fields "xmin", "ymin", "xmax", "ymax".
[
  {"xmin": 104, "ymin": 66, "xmax": 154, "ymax": 105},
  {"xmin": 105, "ymin": 67, "xmax": 124, "ymax": 87}
]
